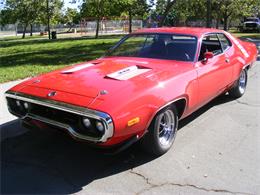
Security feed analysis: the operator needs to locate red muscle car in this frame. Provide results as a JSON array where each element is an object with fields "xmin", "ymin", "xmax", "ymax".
[{"xmin": 5, "ymin": 27, "xmax": 258, "ymax": 155}]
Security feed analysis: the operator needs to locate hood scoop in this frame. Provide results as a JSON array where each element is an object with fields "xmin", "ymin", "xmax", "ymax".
[
  {"xmin": 61, "ymin": 62, "xmax": 97, "ymax": 74},
  {"xmin": 106, "ymin": 65, "xmax": 151, "ymax": 81}
]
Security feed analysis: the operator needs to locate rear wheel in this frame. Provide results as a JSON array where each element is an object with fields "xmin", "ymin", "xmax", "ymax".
[
  {"xmin": 141, "ymin": 106, "xmax": 178, "ymax": 156},
  {"xmin": 229, "ymin": 69, "xmax": 247, "ymax": 98}
]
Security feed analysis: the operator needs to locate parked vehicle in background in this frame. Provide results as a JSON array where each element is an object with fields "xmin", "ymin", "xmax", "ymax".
[{"xmin": 239, "ymin": 17, "xmax": 260, "ymax": 33}]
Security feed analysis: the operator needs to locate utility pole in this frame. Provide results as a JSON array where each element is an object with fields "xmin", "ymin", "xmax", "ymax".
[
  {"xmin": 206, "ymin": 0, "xmax": 212, "ymax": 28},
  {"xmin": 47, "ymin": 0, "xmax": 50, "ymax": 39}
]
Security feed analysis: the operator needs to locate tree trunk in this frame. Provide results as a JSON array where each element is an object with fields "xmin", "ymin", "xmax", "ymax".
[
  {"xmin": 30, "ymin": 24, "xmax": 33, "ymax": 36},
  {"xmin": 206, "ymin": 0, "xmax": 212, "ymax": 28},
  {"xmin": 47, "ymin": 0, "xmax": 51, "ymax": 39},
  {"xmin": 22, "ymin": 24, "xmax": 27, "ymax": 39},
  {"xmin": 223, "ymin": 16, "xmax": 228, "ymax": 31},
  {"xmin": 67, "ymin": 24, "xmax": 72, "ymax": 33},
  {"xmin": 129, "ymin": 10, "xmax": 132, "ymax": 33},
  {"xmin": 95, "ymin": 18, "xmax": 100, "ymax": 39},
  {"xmin": 216, "ymin": 17, "xmax": 220, "ymax": 29},
  {"xmin": 158, "ymin": 8, "xmax": 169, "ymax": 27},
  {"xmin": 185, "ymin": 19, "xmax": 189, "ymax": 26}
]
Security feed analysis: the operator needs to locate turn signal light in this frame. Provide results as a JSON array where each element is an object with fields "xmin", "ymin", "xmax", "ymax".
[{"xmin": 127, "ymin": 117, "xmax": 140, "ymax": 127}]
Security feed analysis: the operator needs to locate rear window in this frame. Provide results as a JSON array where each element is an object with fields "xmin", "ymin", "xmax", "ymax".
[{"xmin": 218, "ymin": 33, "xmax": 232, "ymax": 51}]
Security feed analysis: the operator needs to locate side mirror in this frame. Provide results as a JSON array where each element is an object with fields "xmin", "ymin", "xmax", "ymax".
[{"xmin": 202, "ymin": 52, "xmax": 214, "ymax": 64}]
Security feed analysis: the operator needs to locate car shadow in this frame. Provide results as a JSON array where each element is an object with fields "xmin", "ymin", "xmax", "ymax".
[{"xmin": 0, "ymin": 94, "xmax": 235, "ymax": 194}]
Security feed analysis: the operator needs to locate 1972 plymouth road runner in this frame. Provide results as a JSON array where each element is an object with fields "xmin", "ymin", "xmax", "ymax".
[{"xmin": 5, "ymin": 27, "xmax": 258, "ymax": 155}]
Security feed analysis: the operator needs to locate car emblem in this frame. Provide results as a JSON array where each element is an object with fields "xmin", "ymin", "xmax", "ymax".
[
  {"xmin": 100, "ymin": 90, "xmax": 108, "ymax": 95},
  {"xmin": 47, "ymin": 91, "xmax": 57, "ymax": 97}
]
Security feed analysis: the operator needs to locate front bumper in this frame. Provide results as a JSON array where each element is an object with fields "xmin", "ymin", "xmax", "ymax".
[{"xmin": 5, "ymin": 91, "xmax": 114, "ymax": 143}]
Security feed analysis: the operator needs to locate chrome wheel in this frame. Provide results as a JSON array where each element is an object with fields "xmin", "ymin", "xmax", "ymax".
[
  {"xmin": 141, "ymin": 106, "xmax": 178, "ymax": 156},
  {"xmin": 238, "ymin": 70, "xmax": 247, "ymax": 94},
  {"xmin": 158, "ymin": 110, "xmax": 176, "ymax": 146},
  {"xmin": 229, "ymin": 69, "xmax": 248, "ymax": 99}
]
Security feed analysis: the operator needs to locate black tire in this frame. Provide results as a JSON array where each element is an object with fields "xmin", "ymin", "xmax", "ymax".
[
  {"xmin": 141, "ymin": 105, "xmax": 178, "ymax": 156},
  {"xmin": 229, "ymin": 69, "xmax": 248, "ymax": 98}
]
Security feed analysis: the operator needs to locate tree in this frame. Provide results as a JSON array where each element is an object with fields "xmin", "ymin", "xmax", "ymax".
[
  {"xmin": 4, "ymin": 0, "xmax": 43, "ymax": 38},
  {"xmin": 37, "ymin": 0, "xmax": 63, "ymax": 39},
  {"xmin": 115, "ymin": 0, "xmax": 150, "ymax": 33},
  {"xmin": 81, "ymin": 0, "xmax": 120, "ymax": 38},
  {"xmin": 0, "ymin": 8, "xmax": 16, "ymax": 26},
  {"xmin": 156, "ymin": 0, "xmax": 177, "ymax": 27},
  {"xmin": 63, "ymin": 8, "xmax": 80, "ymax": 32},
  {"xmin": 128, "ymin": 0, "xmax": 150, "ymax": 32},
  {"xmin": 206, "ymin": 0, "xmax": 211, "ymax": 28},
  {"xmin": 154, "ymin": 0, "xmax": 259, "ymax": 29},
  {"xmin": 155, "ymin": 0, "xmax": 206, "ymax": 27},
  {"xmin": 212, "ymin": 0, "xmax": 260, "ymax": 30}
]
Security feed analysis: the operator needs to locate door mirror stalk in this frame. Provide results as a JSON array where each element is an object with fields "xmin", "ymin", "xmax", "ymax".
[{"xmin": 202, "ymin": 52, "xmax": 214, "ymax": 64}]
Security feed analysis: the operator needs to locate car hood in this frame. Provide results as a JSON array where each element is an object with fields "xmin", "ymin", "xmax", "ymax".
[{"xmin": 13, "ymin": 57, "xmax": 193, "ymax": 108}]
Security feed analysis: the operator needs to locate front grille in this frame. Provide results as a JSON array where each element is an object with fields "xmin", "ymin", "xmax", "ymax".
[
  {"xmin": 246, "ymin": 23, "xmax": 257, "ymax": 28},
  {"xmin": 6, "ymin": 97, "xmax": 104, "ymax": 138}
]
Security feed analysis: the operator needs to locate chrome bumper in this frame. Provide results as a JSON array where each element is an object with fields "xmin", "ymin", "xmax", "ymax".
[{"xmin": 5, "ymin": 91, "xmax": 114, "ymax": 143}]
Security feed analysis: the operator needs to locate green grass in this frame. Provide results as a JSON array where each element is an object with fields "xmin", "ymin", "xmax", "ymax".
[
  {"xmin": 0, "ymin": 35, "xmax": 122, "ymax": 83},
  {"xmin": 232, "ymin": 33, "xmax": 260, "ymax": 39},
  {"xmin": 1, "ymin": 32, "xmax": 259, "ymax": 83},
  {"xmin": 229, "ymin": 29, "xmax": 260, "ymax": 39}
]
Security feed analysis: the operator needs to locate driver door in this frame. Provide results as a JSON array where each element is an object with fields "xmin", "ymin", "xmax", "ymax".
[{"xmin": 196, "ymin": 33, "xmax": 233, "ymax": 106}]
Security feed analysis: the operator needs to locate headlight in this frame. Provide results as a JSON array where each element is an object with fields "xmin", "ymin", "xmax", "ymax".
[
  {"xmin": 82, "ymin": 118, "xmax": 91, "ymax": 128},
  {"xmin": 16, "ymin": 100, "xmax": 21, "ymax": 106},
  {"xmin": 23, "ymin": 102, "xmax": 29, "ymax": 109},
  {"xmin": 96, "ymin": 121, "xmax": 104, "ymax": 132}
]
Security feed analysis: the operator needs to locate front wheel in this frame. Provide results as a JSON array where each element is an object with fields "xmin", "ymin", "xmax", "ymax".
[
  {"xmin": 141, "ymin": 106, "xmax": 178, "ymax": 156},
  {"xmin": 229, "ymin": 69, "xmax": 248, "ymax": 98}
]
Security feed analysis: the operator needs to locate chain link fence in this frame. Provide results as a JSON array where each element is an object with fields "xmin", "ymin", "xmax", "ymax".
[{"xmin": 0, "ymin": 20, "xmax": 143, "ymax": 37}]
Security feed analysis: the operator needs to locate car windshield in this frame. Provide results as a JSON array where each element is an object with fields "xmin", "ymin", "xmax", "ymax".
[
  {"xmin": 246, "ymin": 18, "xmax": 258, "ymax": 22},
  {"xmin": 106, "ymin": 34, "xmax": 197, "ymax": 62}
]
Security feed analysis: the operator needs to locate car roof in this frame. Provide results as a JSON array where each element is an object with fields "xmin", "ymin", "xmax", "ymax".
[{"xmin": 134, "ymin": 27, "xmax": 226, "ymax": 38}]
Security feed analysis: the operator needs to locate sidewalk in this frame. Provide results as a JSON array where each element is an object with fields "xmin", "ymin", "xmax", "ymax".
[{"xmin": 0, "ymin": 79, "xmax": 26, "ymax": 123}]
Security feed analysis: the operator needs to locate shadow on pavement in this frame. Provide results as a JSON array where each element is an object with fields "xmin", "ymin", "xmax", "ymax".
[{"xmin": 0, "ymin": 94, "xmax": 237, "ymax": 194}]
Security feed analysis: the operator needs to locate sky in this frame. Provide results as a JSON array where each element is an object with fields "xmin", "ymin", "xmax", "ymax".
[
  {"xmin": 64, "ymin": 0, "xmax": 81, "ymax": 10},
  {"xmin": 1, "ymin": 0, "xmax": 153, "ymax": 11},
  {"xmin": 0, "ymin": 0, "xmax": 81, "ymax": 10},
  {"xmin": 0, "ymin": 0, "xmax": 5, "ymax": 9}
]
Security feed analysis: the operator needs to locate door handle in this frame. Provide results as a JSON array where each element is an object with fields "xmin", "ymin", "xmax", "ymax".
[{"xmin": 225, "ymin": 59, "xmax": 230, "ymax": 63}]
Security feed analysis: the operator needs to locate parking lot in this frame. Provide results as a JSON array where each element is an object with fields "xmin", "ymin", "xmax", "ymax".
[{"xmin": 1, "ymin": 60, "xmax": 260, "ymax": 194}]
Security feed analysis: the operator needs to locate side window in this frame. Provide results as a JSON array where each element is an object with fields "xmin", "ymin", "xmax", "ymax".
[
  {"xmin": 199, "ymin": 34, "xmax": 223, "ymax": 61},
  {"xmin": 218, "ymin": 34, "xmax": 232, "ymax": 51}
]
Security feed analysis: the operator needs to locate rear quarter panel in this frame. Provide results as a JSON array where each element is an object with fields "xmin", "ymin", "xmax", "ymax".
[{"xmin": 226, "ymin": 32, "xmax": 258, "ymax": 82}]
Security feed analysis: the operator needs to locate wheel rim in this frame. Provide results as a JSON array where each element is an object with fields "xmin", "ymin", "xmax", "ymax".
[
  {"xmin": 238, "ymin": 70, "xmax": 246, "ymax": 94},
  {"xmin": 158, "ymin": 110, "xmax": 176, "ymax": 146}
]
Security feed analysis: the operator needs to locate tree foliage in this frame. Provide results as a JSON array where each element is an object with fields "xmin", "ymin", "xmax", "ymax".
[
  {"xmin": 155, "ymin": 0, "xmax": 177, "ymax": 27},
  {"xmin": 154, "ymin": 0, "xmax": 206, "ymax": 26},
  {"xmin": 4, "ymin": 0, "xmax": 43, "ymax": 38},
  {"xmin": 212, "ymin": 0, "xmax": 260, "ymax": 30},
  {"xmin": 63, "ymin": 8, "xmax": 80, "ymax": 25},
  {"xmin": 37, "ymin": 0, "xmax": 64, "ymax": 26},
  {"xmin": 1, "ymin": 0, "xmax": 260, "ymax": 40},
  {"xmin": 81, "ymin": 0, "xmax": 116, "ymax": 38},
  {"xmin": 0, "ymin": 8, "xmax": 16, "ymax": 26},
  {"xmin": 154, "ymin": 0, "xmax": 260, "ymax": 29},
  {"xmin": 2, "ymin": 0, "xmax": 63, "ymax": 38},
  {"xmin": 115, "ymin": 0, "xmax": 150, "ymax": 32},
  {"xmin": 80, "ymin": 0, "xmax": 149, "ymax": 37}
]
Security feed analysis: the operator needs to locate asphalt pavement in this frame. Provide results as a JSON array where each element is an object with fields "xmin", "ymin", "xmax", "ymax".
[{"xmin": 1, "ymin": 62, "xmax": 260, "ymax": 194}]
